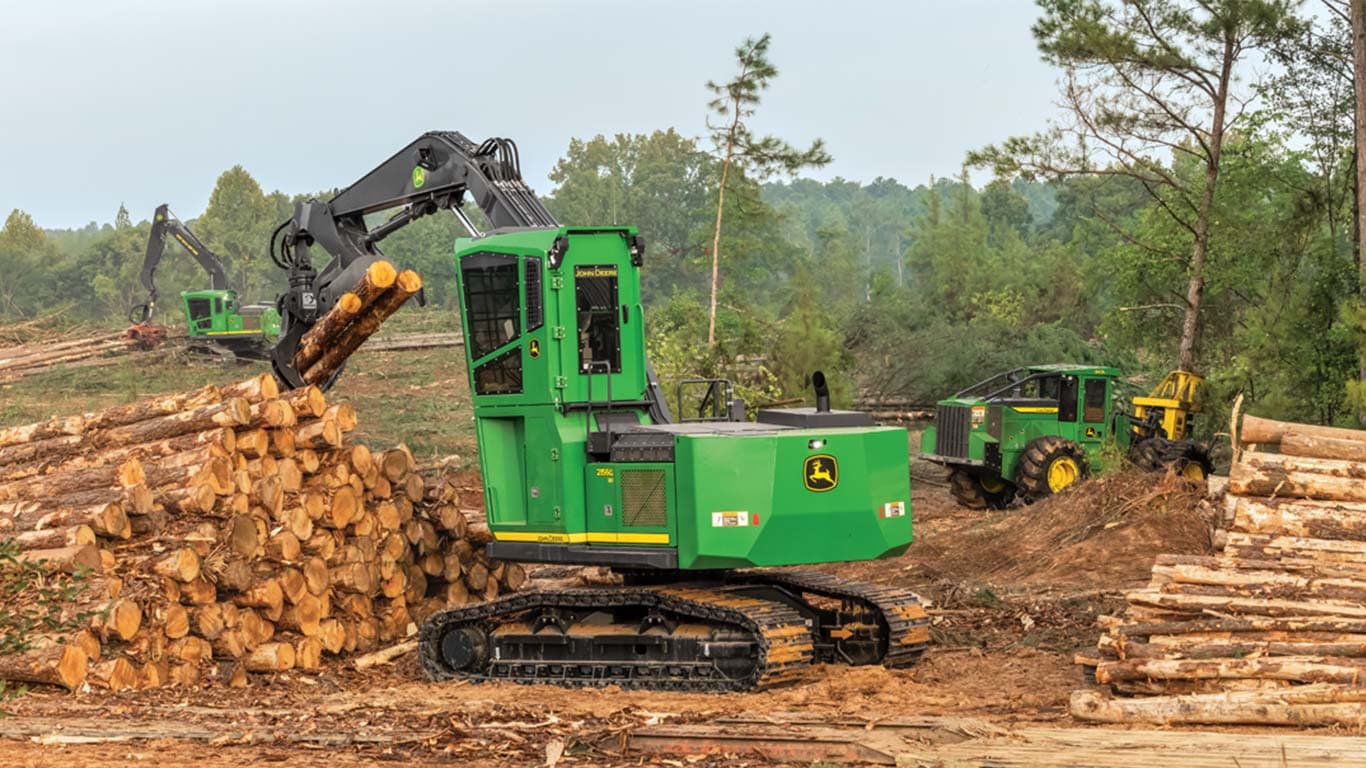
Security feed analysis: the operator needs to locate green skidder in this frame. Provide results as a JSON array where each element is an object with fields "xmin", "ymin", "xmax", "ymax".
[{"xmin": 921, "ymin": 366, "xmax": 1212, "ymax": 509}]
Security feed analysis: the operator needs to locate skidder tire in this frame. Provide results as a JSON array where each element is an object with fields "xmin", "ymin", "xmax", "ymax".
[
  {"xmin": 1016, "ymin": 436, "xmax": 1088, "ymax": 500},
  {"xmin": 1128, "ymin": 437, "xmax": 1166, "ymax": 472},
  {"xmin": 949, "ymin": 470, "xmax": 987, "ymax": 510},
  {"xmin": 1175, "ymin": 443, "xmax": 1213, "ymax": 482},
  {"xmin": 949, "ymin": 469, "xmax": 1015, "ymax": 510},
  {"xmin": 1129, "ymin": 437, "xmax": 1212, "ymax": 481}
]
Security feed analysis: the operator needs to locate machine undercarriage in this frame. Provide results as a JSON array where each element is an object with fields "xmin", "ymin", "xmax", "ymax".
[{"xmin": 419, "ymin": 570, "xmax": 928, "ymax": 691}]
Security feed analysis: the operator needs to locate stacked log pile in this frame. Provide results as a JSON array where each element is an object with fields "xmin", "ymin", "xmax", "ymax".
[
  {"xmin": 0, "ymin": 262, "xmax": 527, "ymax": 691},
  {"xmin": 1073, "ymin": 415, "xmax": 1366, "ymax": 726},
  {"xmin": 0, "ymin": 331, "xmax": 145, "ymax": 382}
]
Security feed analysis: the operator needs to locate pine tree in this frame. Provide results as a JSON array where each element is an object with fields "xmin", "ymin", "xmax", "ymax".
[{"xmin": 705, "ymin": 34, "xmax": 831, "ymax": 347}]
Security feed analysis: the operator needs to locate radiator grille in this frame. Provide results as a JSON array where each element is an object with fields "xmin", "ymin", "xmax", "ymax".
[
  {"xmin": 621, "ymin": 469, "xmax": 668, "ymax": 528},
  {"xmin": 934, "ymin": 405, "xmax": 971, "ymax": 458}
]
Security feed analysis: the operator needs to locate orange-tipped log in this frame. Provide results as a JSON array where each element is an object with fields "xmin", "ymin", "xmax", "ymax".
[{"xmin": 304, "ymin": 270, "xmax": 422, "ymax": 386}]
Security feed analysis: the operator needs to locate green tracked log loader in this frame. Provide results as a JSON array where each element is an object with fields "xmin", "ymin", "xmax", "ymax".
[{"xmin": 264, "ymin": 131, "xmax": 929, "ymax": 691}]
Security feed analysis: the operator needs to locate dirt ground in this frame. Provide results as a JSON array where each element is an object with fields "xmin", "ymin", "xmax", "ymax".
[{"xmin": 0, "ymin": 466, "xmax": 1228, "ymax": 767}]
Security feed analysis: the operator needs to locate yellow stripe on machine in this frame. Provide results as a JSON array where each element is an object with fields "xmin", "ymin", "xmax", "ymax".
[
  {"xmin": 1011, "ymin": 406, "xmax": 1058, "ymax": 414},
  {"xmin": 492, "ymin": 531, "xmax": 670, "ymax": 545}
]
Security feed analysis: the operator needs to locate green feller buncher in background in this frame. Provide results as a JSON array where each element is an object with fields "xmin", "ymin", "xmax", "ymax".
[
  {"xmin": 266, "ymin": 131, "xmax": 929, "ymax": 691},
  {"xmin": 127, "ymin": 204, "xmax": 281, "ymax": 361},
  {"xmin": 920, "ymin": 365, "xmax": 1212, "ymax": 509}
]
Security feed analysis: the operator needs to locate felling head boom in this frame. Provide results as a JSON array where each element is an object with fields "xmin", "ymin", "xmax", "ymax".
[
  {"xmin": 132, "ymin": 204, "xmax": 231, "ymax": 324},
  {"xmin": 269, "ymin": 132, "xmax": 558, "ymax": 388}
]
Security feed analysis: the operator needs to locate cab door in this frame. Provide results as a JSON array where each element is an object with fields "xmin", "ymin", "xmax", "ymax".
[{"xmin": 1079, "ymin": 377, "xmax": 1109, "ymax": 450}]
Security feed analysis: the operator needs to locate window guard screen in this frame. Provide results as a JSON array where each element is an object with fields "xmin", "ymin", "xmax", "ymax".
[
  {"xmin": 461, "ymin": 252, "xmax": 521, "ymax": 360},
  {"xmin": 575, "ymin": 265, "xmax": 621, "ymax": 374},
  {"xmin": 524, "ymin": 256, "xmax": 543, "ymax": 332},
  {"xmin": 474, "ymin": 346, "xmax": 523, "ymax": 395}
]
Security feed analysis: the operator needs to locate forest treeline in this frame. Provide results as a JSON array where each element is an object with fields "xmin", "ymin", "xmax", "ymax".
[{"xmin": 1, "ymin": 1, "xmax": 1360, "ymax": 438}]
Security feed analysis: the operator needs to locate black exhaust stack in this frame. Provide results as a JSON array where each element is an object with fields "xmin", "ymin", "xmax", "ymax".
[
  {"xmin": 812, "ymin": 371, "xmax": 831, "ymax": 413},
  {"xmin": 754, "ymin": 370, "xmax": 872, "ymax": 428}
]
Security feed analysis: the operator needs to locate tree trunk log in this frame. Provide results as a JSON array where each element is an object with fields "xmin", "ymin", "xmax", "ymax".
[
  {"xmin": 93, "ymin": 398, "xmax": 251, "ymax": 447},
  {"xmin": 282, "ymin": 385, "xmax": 328, "ymax": 420},
  {"xmin": 0, "ymin": 457, "xmax": 145, "ymax": 502},
  {"xmin": 16, "ymin": 544, "xmax": 101, "ymax": 573},
  {"xmin": 1230, "ymin": 453, "xmax": 1366, "ymax": 502},
  {"xmin": 1072, "ymin": 685, "xmax": 1366, "ymax": 726},
  {"xmin": 88, "ymin": 656, "xmax": 139, "ymax": 691},
  {"xmin": 244, "ymin": 641, "xmax": 296, "ymax": 672},
  {"xmin": 220, "ymin": 373, "xmax": 279, "ymax": 402},
  {"xmin": 1096, "ymin": 656, "xmax": 1366, "ymax": 685},
  {"xmin": 0, "ymin": 644, "xmax": 88, "ymax": 690},
  {"xmin": 1241, "ymin": 415, "xmax": 1366, "ymax": 447},
  {"xmin": 295, "ymin": 417, "xmax": 342, "ymax": 450},
  {"xmin": 295, "ymin": 260, "xmax": 396, "ymax": 373},
  {"xmin": 0, "ymin": 385, "xmax": 222, "ymax": 452},
  {"xmin": 1230, "ymin": 496, "xmax": 1366, "ymax": 541},
  {"xmin": 9, "ymin": 524, "xmax": 97, "ymax": 549},
  {"xmin": 1, "ymin": 500, "xmax": 129, "ymax": 539},
  {"xmin": 304, "ymin": 270, "xmax": 422, "ymax": 386}
]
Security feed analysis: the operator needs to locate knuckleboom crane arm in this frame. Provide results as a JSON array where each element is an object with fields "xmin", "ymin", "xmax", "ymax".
[
  {"xmin": 269, "ymin": 131, "xmax": 558, "ymax": 388},
  {"xmin": 133, "ymin": 204, "xmax": 231, "ymax": 322}
]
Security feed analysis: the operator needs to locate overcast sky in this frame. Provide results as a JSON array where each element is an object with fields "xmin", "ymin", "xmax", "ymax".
[{"xmin": 1, "ymin": 0, "xmax": 1060, "ymax": 229}]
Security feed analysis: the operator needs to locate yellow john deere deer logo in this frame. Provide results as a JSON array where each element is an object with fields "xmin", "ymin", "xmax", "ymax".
[{"xmin": 804, "ymin": 454, "xmax": 838, "ymax": 492}]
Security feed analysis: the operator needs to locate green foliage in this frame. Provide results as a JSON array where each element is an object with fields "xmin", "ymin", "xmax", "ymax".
[
  {"xmin": 194, "ymin": 166, "xmax": 278, "ymax": 301},
  {"xmin": 544, "ymin": 130, "xmax": 716, "ymax": 298},
  {"xmin": 705, "ymin": 33, "xmax": 831, "ymax": 179},
  {"xmin": 975, "ymin": 0, "xmax": 1306, "ymax": 371},
  {"xmin": 0, "ymin": 538, "xmax": 100, "ymax": 700},
  {"xmin": 704, "ymin": 33, "xmax": 833, "ymax": 346}
]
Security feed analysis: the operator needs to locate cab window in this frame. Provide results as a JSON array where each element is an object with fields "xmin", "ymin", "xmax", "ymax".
[
  {"xmin": 474, "ymin": 348, "xmax": 523, "ymax": 395},
  {"xmin": 1059, "ymin": 376, "xmax": 1079, "ymax": 422},
  {"xmin": 186, "ymin": 297, "xmax": 212, "ymax": 322},
  {"xmin": 461, "ymin": 252, "xmax": 521, "ymax": 359},
  {"xmin": 575, "ymin": 265, "xmax": 621, "ymax": 374},
  {"xmin": 1083, "ymin": 379, "xmax": 1108, "ymax": 423},
  {"xmin": 1022, "ymin": 375, "xmax": 1059, "ymax": 400}
]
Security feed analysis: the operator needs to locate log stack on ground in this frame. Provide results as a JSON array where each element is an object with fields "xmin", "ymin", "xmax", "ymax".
[
  {"xmin": 0, "ymin": 263, "xmax": 528, "ymax": 691},
  {"xmin": 1074, "ymin": 414, "xmax": 1366, "ymax": 726},
  {"xmin": 0, "ymin": 331, "xmax": 148, "ymax": 382}
]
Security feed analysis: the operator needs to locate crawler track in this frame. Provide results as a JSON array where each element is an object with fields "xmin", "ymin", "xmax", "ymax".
[
  {"xmin": 418, "ymin": 583, "xmax": 814, "ymax": 691},
  {"xmin": 418, "ymin": 572, "xmax": 929, "ymax": 692},
  {"xmin": 731, "ymin": 569, "xmax": 931, "ymax": 669}
]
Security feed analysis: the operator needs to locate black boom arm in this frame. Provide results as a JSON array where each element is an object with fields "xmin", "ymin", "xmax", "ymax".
[
  {"xmin": 269, "ymin": 131, "xmax": 559, "ymax": 388},
  {"xmin": 132, "ymin": 204, "xmax": 231, "ymax": 323}
]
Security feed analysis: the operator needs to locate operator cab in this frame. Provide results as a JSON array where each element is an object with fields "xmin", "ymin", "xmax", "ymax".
[{"xmin": 181, "ymin": 289, "xmax": 235, "ymax": 335}]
